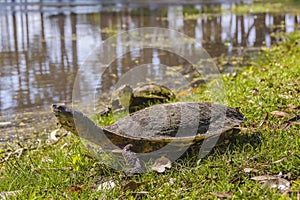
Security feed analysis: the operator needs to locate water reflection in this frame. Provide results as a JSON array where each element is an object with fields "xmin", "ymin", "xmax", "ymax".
[{"xmin": 0, "ymin": 1, "xmax": 299, "ymax": 115}]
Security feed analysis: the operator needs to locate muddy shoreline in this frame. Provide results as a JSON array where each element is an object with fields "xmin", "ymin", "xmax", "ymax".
[{"xmin": 0, "ymin": 109, "xmax": 57, "ymax": 148}]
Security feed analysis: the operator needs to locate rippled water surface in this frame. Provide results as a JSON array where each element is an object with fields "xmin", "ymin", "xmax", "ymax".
[{"xmin": 0, "ymin": 0, "xmax": 300, "ymax": 118}]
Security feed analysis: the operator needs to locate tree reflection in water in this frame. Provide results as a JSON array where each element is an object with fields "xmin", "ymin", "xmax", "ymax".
[{"xmin": 0, "ymin": 1, "xmax": 299, "ymax": 115}]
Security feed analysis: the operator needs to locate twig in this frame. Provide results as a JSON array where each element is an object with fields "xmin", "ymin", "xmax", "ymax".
[{"xmin": 1, "ymin": 131, "xmax": 68, "ymax": 163}]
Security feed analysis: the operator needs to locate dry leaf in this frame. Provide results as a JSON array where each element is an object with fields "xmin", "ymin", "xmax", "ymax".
[
  {"xmin": 271, "ymin": 157, "xmax": 287, "ymax": 164},
  {"xmin": 122, "ymin": 181, "xmax": 147, "ymax": 192},
  {"xmin": 151, "ymin": 156, "xmax": 172, "ymax": 173},
  {"xmin": 50, "ymin": 129, "xmax": 59, "ymax": 141},
  {"xmin": 282, "ymin": 172, "xmax": 291, "ymax": 180},
  {"xmin": 282, "ymin": 115, "xmax": 300, "ymax": 129},
  {"xmin": 0, "ymin": 190, "xmax": 22, "ymax": 199},
  {"xmin": 19, "ymin": 122, "xmax": 26, "ymax": 126},
  {"xmin": 66, "ymin": 184, "xmax": 83, "ymax": 194},
  {"xmin": 251, "ymin": 175, "xmax": 277, "ymax": 181},
  {"xmin": 261, "ymin": 178, "xmax": 290, "ymax": 192},
  {"xmin": 0, "ymin": 121, "xmax": 12, "ymax": 127},
  {"xmin": 278, "ymin": 94, "xmax": 293, "ymax": 99},
  {"xmin": 285, "ymin": 115, "xmax": 300, "ymax": 122},
  {"xmin": 97, "ymin": 180, "xmax": 116, "ymax": 191},
  {"xmin": 270, "ymin": 111, "xmax": 291, "ymax": 118},
  {"xmin": 287, "ymin": 104, "xmax": 297, "ymax": 110},
  {"xmin": 244, "ymin": 168, "xmax": 259, "ymax": 173},
  {"xmin": 212, "ymin": 192, "xmax": 233, "ymax": 198},
  {"xmin": 132, "ymin": 191, "xmax": 149, "ymax": 195},
  {"xmin": 251, "ymin": 175, "xmax": 291, "ymax": 192}
]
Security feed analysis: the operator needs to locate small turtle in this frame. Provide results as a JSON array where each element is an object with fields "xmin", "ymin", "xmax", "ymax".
[
  {"xmin": 52, "ymin": 102, "xmax": 245, "ymax": 173},
  {"xmin": 100, "ymin": 83, "xmax": 176, "ymax": 115}
]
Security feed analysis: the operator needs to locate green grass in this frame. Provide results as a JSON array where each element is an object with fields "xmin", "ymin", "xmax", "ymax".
[
  {"xmin": 1, "ymin": 32, "xmax": 300, "ymax": 199},
  {"xmin": 231, "ymin": 1, "xmax": 300, "ymax": 14}
]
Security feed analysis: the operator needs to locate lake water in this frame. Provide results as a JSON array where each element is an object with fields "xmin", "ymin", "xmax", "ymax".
[{"xmin": 0, "ymin": 0, "xmax": 299, "ymax": 119}]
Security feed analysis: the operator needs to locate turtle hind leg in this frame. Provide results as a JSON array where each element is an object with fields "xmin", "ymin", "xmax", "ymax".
[{"xmin": 122, "ymin": 144, "xmax": 142, "ymax": 175}]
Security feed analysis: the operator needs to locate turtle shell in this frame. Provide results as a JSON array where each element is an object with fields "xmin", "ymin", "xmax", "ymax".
[
  {"xmin": 129, "ymin": 83, "xmax": 176, "ymax": 113},
  {"xmin": 104, "ymin": 83, "xmax": 176, "ymax": 115}
]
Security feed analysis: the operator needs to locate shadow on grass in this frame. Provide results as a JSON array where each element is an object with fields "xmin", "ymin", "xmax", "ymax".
[{"xmin": 176, "ymin": 130, "xmax": 264, "ymax": 165}]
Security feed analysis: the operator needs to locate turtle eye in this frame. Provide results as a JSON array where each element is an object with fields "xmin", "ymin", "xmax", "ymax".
[
  {"xmin": 57, "ymin": 105, "xmax": 66, "ymax": 112},
  {"xmin": 52, "ymin": 104, "xmax": 58, "ymax": 110}
]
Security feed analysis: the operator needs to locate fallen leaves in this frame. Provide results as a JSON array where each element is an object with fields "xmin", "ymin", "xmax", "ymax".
[
  {"xmin": 251, "ymin": 175, "xmax": 278, "ymax": 181},
  {"xmin": 151, "ymin": 156, "xmax": 172, "ymax": 173},
  {"xmin": 271, "ymin": 157, "xmax": 288, "ymax": 164},
  {"xmin": 67, "ymin": 184, "xmax": 83, "ymax": 194},
  {"xmin": 0, "ymin": 129, "xmax": 68, "ymax": 163},
  {"xmin": 0, "ymin": 146, "xmax": 33, "ymax": 163},
  {"xmin": 251, "ymin": 175, "xmax": 291, "ymax": 192},
  {"xmin": 270, "ymin": 111, "xmax": 291, "ymax": 118},
  {"xmin": 212, "ymin": 192, "xmax": 233, "ymax": 199},
  {"xmin": 0, "ymin": 190, "xmax": 22, "ymax": 199},
  {"xmin": 282, "ymin": 115, "xmax": 300, "ymax": 130},
  {"xmin": 0, "ymin": 121, "xmax": 12, "ymax": 127},
  {"xmin": 48, "ymin": 129, "xmax": 69, "ymax": 145},
  {"xmin": 243, "ymin": 167, "xmax": 259, "ymax": 173},
  {"xmin": 259, "ymin": 111, "xmax": 300, "ymax": 130},
  {"xmin": 97, "ymin": 180, "xmax": 116, "ymax": 191},
  {"xmin": 286, "ymin": 103, "xmax": 298, "ymax": 110},
  {"xmin": 250, "ymin": 171, "xmax": 295, "ymax": 193},
  {"xmin": 50, "ymin": 129, "xmax": 59, "ymax": 141},
  {"xmin": 18, "ymin": 122, "xmax": 26, "ymax": 126},
  {"xmin": 122, "ymin": 181, "xmax": 148, "ymax": 193},
  {"xmin": 96, "ymin": 179, "xmax": 150, "ymax": 195}
]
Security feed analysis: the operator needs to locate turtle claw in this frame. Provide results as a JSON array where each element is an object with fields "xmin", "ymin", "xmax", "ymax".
[{"xmin": 122, "ymin": 144, "xmax": 142, "ymax": 174}]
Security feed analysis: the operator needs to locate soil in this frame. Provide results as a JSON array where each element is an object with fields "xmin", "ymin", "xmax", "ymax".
[{"xmin": 0, "ymin": 109, "xmax": 57, "ymax": 149}]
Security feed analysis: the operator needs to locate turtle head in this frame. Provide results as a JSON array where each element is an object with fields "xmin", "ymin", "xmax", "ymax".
[
  {"xmin": 52, "ymin": 104, "xmax": 73, "ymax": 116},
  {"xmin": 51, "ymin": 104, "xmax": 78, "ymax": 136}
]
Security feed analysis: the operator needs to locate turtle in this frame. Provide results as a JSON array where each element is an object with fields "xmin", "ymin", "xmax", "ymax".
[
  {"xmin": 52, "ymin": 102, "xmax": 246, "ymax": 173},
  {"xmin": 100, "ymin": 83, "xmax": 176, "ymax": 115}
]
